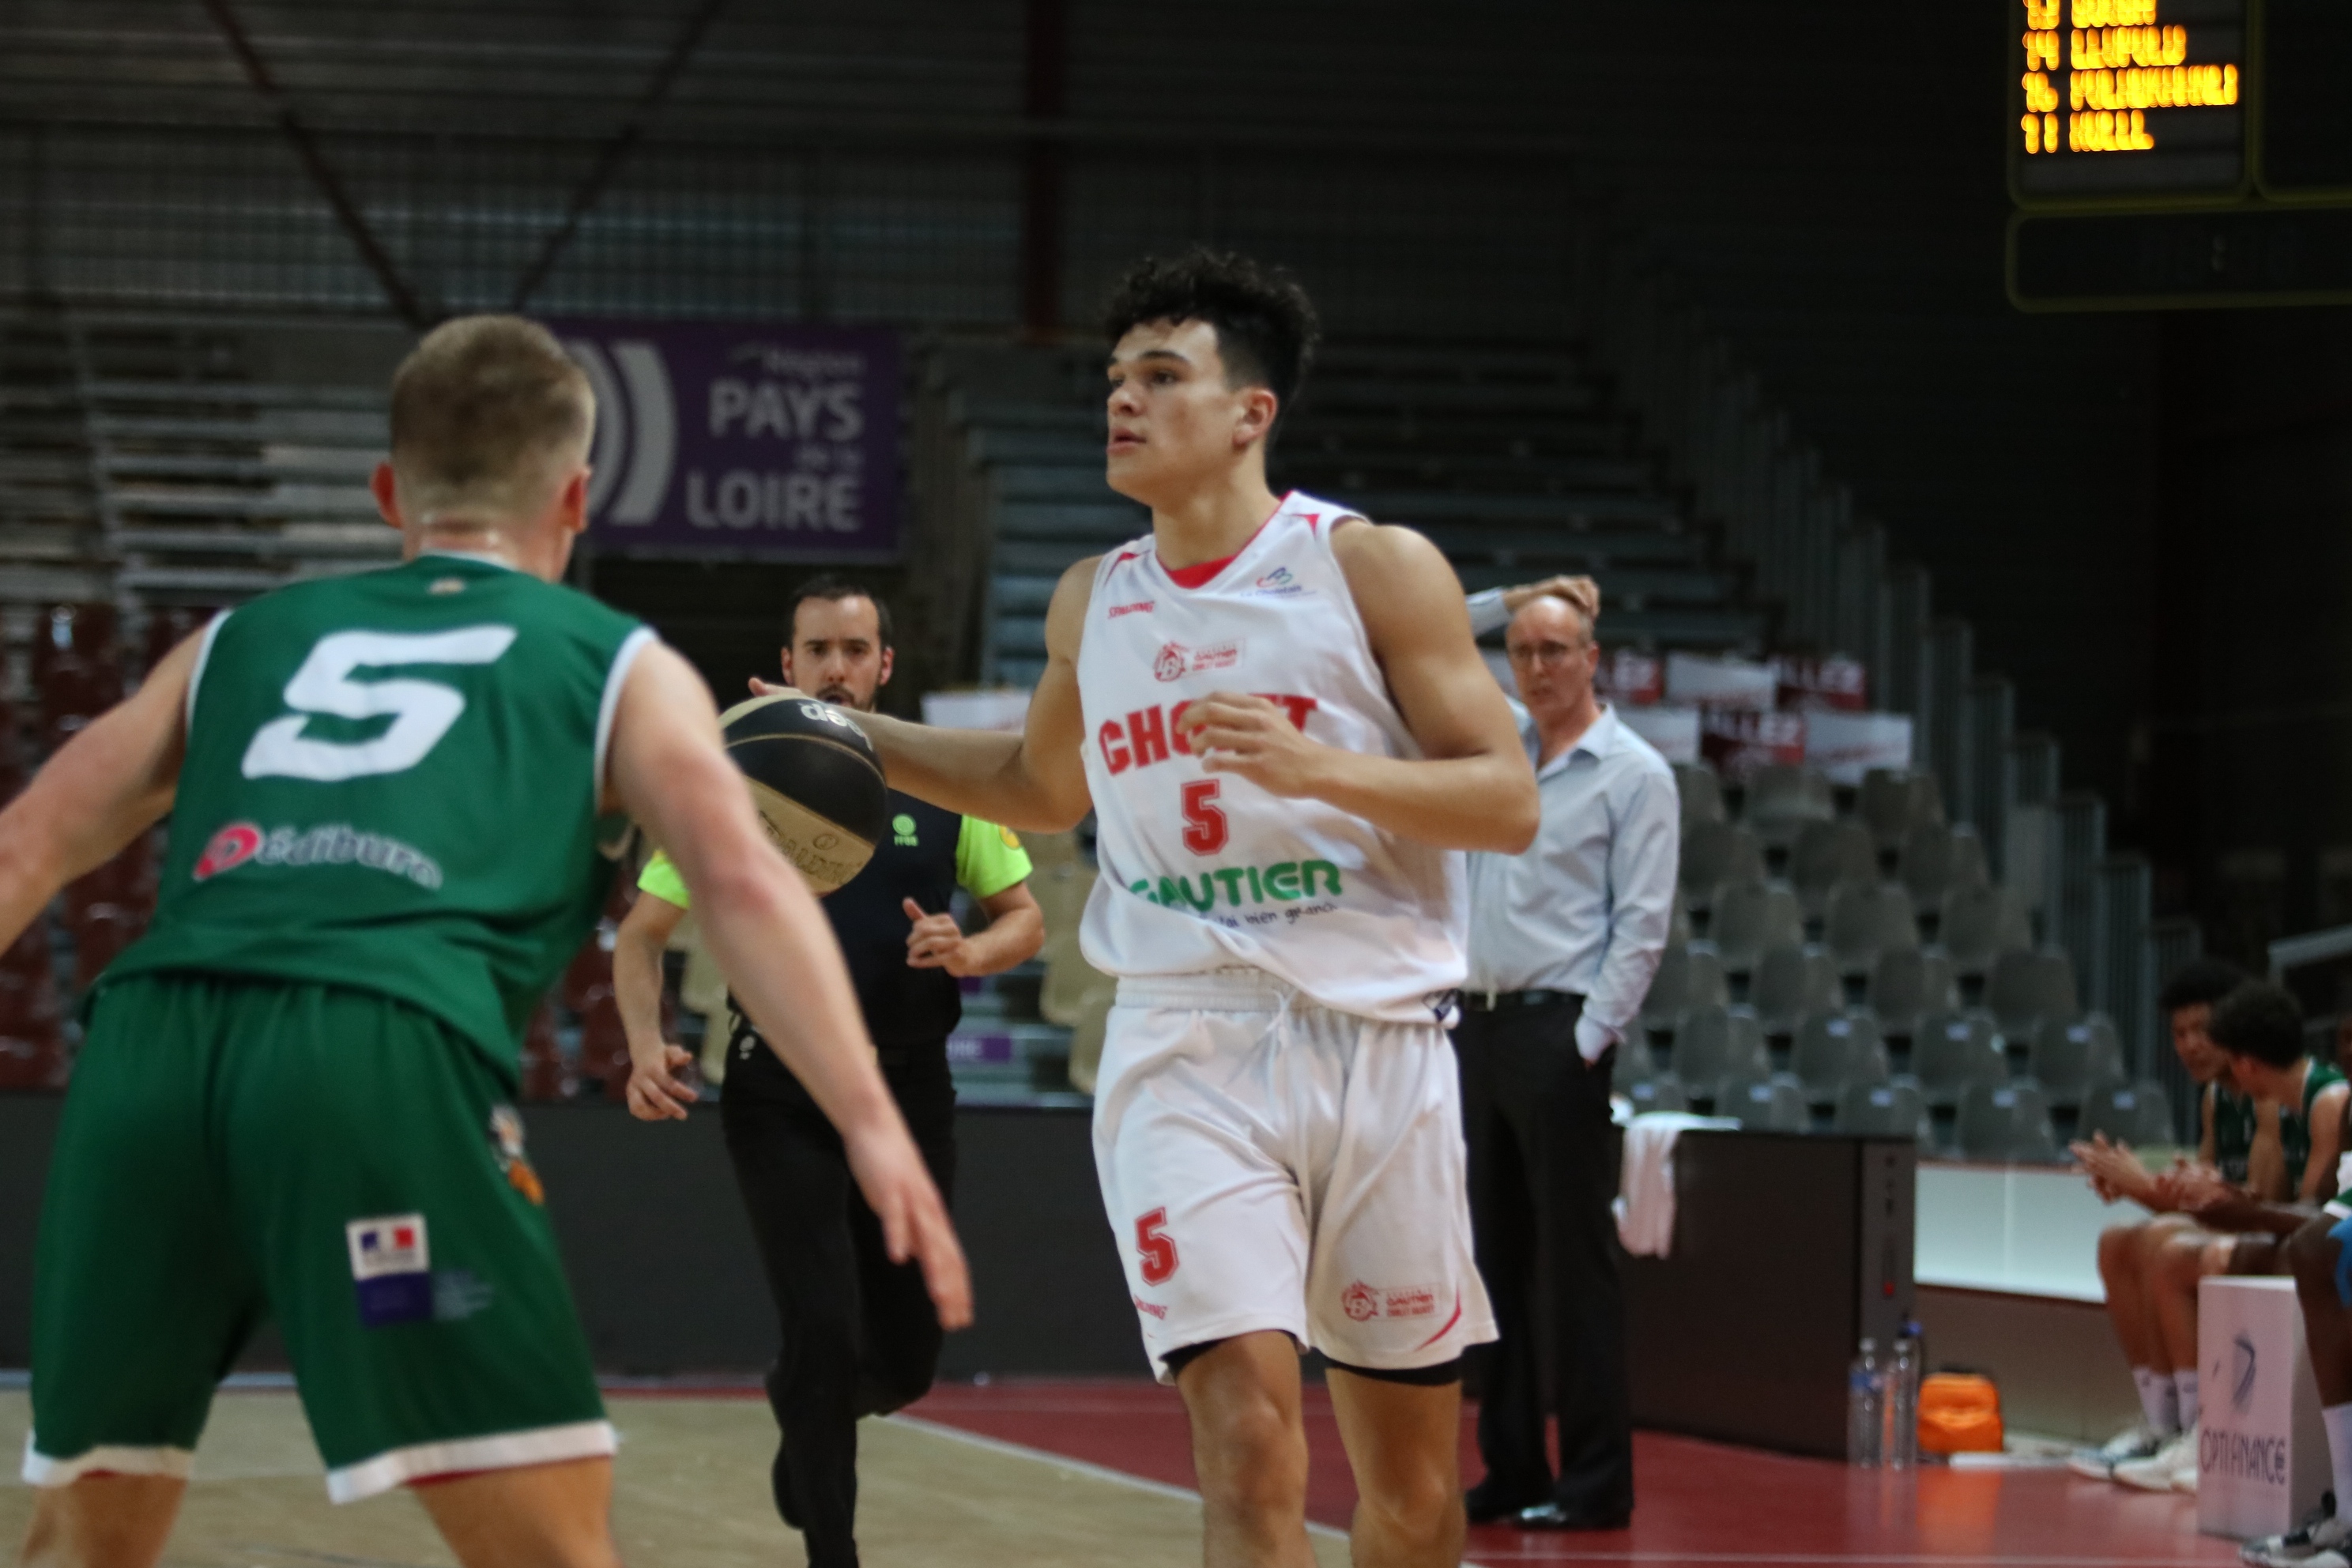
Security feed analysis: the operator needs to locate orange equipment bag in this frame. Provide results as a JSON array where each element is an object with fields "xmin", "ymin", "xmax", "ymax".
[{"xmin": 1917, "ymin": 1372, "xmax": 2003, "ymax": 1455}]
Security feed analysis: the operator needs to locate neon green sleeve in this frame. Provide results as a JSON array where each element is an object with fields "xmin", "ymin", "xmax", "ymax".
[
  {"xmin": 956, "ymin": 816, "xmax": 1034, "ymax": 900},
  {"xmin": 635, "ymin": 850, "xmax": 691, "ymax": 910}
]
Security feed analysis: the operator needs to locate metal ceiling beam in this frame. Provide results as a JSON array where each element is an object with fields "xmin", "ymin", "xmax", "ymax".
[
  {"xmin": 196, "ymin": 0, "xmax": 431, "ymax": 329},
  {"xmin": 508, "ymin": 0, "xmax": 730, "ymax": 312}
]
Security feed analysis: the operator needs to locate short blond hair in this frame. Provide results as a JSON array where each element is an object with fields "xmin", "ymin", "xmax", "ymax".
[{"xmin": 389, "ymin": 315, "xmax": 593, "ymax": 524}]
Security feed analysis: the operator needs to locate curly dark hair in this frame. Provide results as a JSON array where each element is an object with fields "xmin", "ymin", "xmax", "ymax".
[
  {"xmin": 2207, "ymin": 981, "xmax": 2307, "ymax": 1069},
  {"xmin": 1102, "ymin": 250, "xmax": 1322, "ymax": 418}
]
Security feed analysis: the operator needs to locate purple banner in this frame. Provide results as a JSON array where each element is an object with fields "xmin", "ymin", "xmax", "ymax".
[{"xmin": 548, "ymin": 319, "xmax": 901, "ymax": 559}]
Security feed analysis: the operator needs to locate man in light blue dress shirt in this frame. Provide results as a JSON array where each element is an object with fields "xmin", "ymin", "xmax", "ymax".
[{"xmin": 1453, "ymin": 577, "xmax": 1680, "ymax": 1533}]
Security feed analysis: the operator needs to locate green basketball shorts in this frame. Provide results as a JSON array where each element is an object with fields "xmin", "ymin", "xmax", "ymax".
[{"xmin": 22, "ymin": 974, "xmax": 611, "ymax": 1502}]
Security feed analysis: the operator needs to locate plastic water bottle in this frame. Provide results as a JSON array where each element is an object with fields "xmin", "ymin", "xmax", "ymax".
[
  {"xmin": 1885, "ymin": 1331, "xmax": 1921, "ymax": 1470},
  {"xmin": 1848, "ymin": 1337, "xmax": 1884, "ymax": 1467}
]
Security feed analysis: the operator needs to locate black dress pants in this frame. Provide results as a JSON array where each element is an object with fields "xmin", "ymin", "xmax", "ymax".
[
  {"xmin": 720, "ymin": 1038, "xmax": 958, "ymax": 1568},
  {"xmin": 1453, "ymin": 997, "xmax": 1634, "ymax": 1515}
]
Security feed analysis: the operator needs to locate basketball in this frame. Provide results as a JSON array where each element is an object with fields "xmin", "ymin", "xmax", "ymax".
[{"xmin": 717, "ymin": 693, "xmax": 889, "ymax": 895}]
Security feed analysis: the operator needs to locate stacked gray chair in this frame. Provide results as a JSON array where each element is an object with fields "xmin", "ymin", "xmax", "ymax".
[
  {"xmin": 1752, "ymin": 941, "xmax": 1842, "ymax": 1039},
  {"xmin": 1858, "ymin": 768, "xmax": 1945, "ymax": 854},
  {"xmin": 1708, "ymin": 879, "xmax": 1804, "ymax": 978},
  {"xmin": 1743, "ymin": 764, "xmax": 1835, "ymax": 852},
  {"xmin": 1958, "ymin": 1079, "xmax": 2061, "ymax": 1163},
  {"xmin": 1715, "ymin": 1070, "xmax": 1811, "ymax": 1132},
  {"xmin": 1866, "ymin": 946, "xmax": 1958, "ymax": 1040},
  {"xmin": 1985, "ymin": 948, "xmax": 2081, "ymax": 1042},
  {"xmin": 1625, "ymin": 1075, "xmax": 1691, "ymax": 1115},
  {"xmin": 1611, "ymin": 1035, "xmax": 1663, "ymax": 1093},
  {"xmin": 1939, "ymin": 884, "xmax": 2034, "ymax": 982},
  {"xmin": 1790, "ymin": 1009, "xmax": 1890, "ymax": 1106},
  {"xmin": 1824, "ymin": 880, "xmax": 1920, "ymax": 978},
  {"xmin": 1641, "ymin": 942, "xmax": 1730, "ymax": 1039},
  {"xmin": 2079, "ymin": 1080, "xmax": 2177, "ymax": 1148},
  {"xmin": 2028, "ymin": 1014, "xmax": 2126, "ymax": 1109},
  {"xmin": 1834, "ymin": 1078, "xmax": 1931, "ymax": 1148},
  {"xmin": 1912, "ymin": 1010, "xmax": 2008, "ymax": 1110},
  {"xmin": 1898, "ymin": 821, "xmax": 1991, "ymax": 926},
  {"xmin": 1680, "ymin": 820, "xmax": 1766, "ymax": 922},
  {"xmin": 1791, "ymin": 820, "xmax": 1879, "ymax": 921},
  {"xmin": 1674, "ymin": 762, "xmax": 1726, "ymax": 831},
  {"xmin": 1672, "ymin": 1004, "xmax": 1770, "ymax": 1089}
]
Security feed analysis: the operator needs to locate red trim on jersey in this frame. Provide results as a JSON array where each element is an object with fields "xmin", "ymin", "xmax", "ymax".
[{"xmin": 1155, "ymin": 492, "xmax": 1296, "ymax": 590}]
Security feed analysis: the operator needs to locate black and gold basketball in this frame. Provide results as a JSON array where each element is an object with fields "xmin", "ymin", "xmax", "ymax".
[{"xmin": 718, "ymin": 693, "xmax": 889, "ymax": 894}]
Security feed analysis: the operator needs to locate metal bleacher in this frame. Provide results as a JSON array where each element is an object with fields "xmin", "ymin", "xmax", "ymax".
[{"xmin": 0, "ymin": 308, "xmax": 398, "ymax": 615}]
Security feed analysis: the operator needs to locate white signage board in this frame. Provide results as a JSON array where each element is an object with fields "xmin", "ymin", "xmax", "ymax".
[
  {"xmin": 1803, "ymin": 711, "xmax": 1915, "ymax": 786},
  {"xmin": 2198, "ymin": 1276, "xmax": 2331, "ymax": 1540},
  {"xmin": 1618, "ymin": 704, "xmax": 1701, "ymax": 766},
  {"xmin": 1664, "ymin": 652, "xmax": 1776, "ymax": 711},
  {"xmin": 921, "ymin": 688, "xmax": 1032, "ymax": 733}
]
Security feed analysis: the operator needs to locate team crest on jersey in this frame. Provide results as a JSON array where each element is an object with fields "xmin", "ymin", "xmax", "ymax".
[{"xmin": 1153, "ymin": 640, "xmax": 1245, "ymax": 682}]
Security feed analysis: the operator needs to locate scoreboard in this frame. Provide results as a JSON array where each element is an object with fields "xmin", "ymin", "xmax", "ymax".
[{"xmin": 2008, "ymin": 0, "xmax": 2352, "ymax": 308}]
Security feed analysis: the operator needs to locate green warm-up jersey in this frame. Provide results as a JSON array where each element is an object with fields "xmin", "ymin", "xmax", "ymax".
[{"xmin": 104, "ymin": 552, "xmax": 654, "ymax": 1073}]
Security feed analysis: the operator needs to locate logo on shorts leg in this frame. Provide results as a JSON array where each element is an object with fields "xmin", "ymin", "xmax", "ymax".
[
  {"xmin": 488, "ymin": 1105, "xmax": 545, "ymax": 1205},
  {"xmin": 347, "ymin": 1214, "xmax": 433, "ymax": 1329},
  {"xmin": 1342, "ymin": 1280, "xmax": 1441, "ymax": 1322}
]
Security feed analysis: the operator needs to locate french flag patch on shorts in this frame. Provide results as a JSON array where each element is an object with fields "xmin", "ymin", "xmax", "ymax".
[{"xmin": 346, "ymin": 1214, "xmax": 432, "ymax": 1329}]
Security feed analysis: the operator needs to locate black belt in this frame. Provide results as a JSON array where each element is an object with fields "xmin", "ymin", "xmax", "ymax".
[{"xmin": 1461, "ymin": 988, "xmax": 1582, "ymax": 1013}]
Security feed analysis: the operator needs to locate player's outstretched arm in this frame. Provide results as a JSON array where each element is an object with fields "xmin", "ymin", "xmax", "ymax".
[
  {"xmin": 1177, "ymin": 523, "xmax": 1539, "ymax": 854},
  {"xmin": 612, "ymin": 888, "xmax": 697, "ymax": 1122},
  {"xmin": 0, "ymin": 631, "xmax": 199, "ymax": 954},
  {"xmin": 605, "ymin": 642, "xmax": 971, "ymax": 1328},
  {"xmin": 853, "ymin": 556, "xmax": 1096, "ymax": 833}
]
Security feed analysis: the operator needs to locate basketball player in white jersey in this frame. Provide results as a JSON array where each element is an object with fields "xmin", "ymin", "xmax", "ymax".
[{"xmin": 849, "ymin": 251, "xmax": 1540, "ymax": 1566}]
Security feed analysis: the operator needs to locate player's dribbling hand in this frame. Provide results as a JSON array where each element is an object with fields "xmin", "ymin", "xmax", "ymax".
[
  {"xmin": 624, "ymin": 1044, "xmax": 699, "ymax": 1121},
  {"xmin": 845, "ymin": 1125, "xmax": 974, "ymax": 1330},
  {"xmin": 1178, "ymin": 692, "xmax": 1326, "ymax": 798},
  {"xmin": 903, "ymin": 898, "xmax": 976, "ymax": 977}
]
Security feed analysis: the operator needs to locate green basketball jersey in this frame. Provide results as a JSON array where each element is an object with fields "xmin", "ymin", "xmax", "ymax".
[
  {"xmin": 2207, "ymin": 1060, "xmax": 2347, "ymax": 1192},
  {"xmin": 104, "ymin": 552, "xmax": 653, "ymax": 1072}
]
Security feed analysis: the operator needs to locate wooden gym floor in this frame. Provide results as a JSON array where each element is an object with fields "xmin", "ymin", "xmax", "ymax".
[{"xmin": 0, "ymin": 1378, "xmax": 2243, "ymax": 1566}]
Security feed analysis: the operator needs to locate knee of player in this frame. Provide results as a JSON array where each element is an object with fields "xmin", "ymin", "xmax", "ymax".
[
  {"xmin": 1192, "ymin": 1402, "xmax": 1307, "ymax": 1506},
  {"xmin": 2286, "ymin": 1215, "xmax": 2343, "ymax": 1283},
  {"xmin": 2097, "ymin": 1222, "xmax": 2143, "ymax": 1280},
  {"xmin": 2154, "ymin": 1232, "xmax": 2207, "ymax": 1287},
  {"xmin": 1352, "ymin": 1457, "xmax": 1461, "ymax": 1544}
]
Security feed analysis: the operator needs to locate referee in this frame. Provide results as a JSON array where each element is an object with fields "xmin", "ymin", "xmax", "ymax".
[{"xmin": 615, "ymin": 576, "xmax": 1043, "ymax": 1568}]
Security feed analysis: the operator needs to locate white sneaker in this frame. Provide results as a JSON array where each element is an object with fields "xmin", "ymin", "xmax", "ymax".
[
  {"xmin": 2115, "ymin": 1427, "xmax": 2196, "ymax": 1492},
  {"xmin": 2068, "ymin": 1423, "xmax": 2169, "ymax": 1481},
  {"xmin": 2242, "ymin": 1509, "xmax": 2352, "ymax": 1566}
]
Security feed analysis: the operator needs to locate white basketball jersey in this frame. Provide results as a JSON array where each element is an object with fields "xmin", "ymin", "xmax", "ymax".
[{"xmin": 1075, "ymin": 490, "xmax": 1468, "ymax": 1022}]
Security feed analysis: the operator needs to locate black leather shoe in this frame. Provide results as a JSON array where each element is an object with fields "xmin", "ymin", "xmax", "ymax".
[
  {"xmin": 1515, "ymin": 1501, "xmax": 1633, "ymax": 1532},
  {"xmin": 1464, "ymin": 1477, "xmax": 1546, "ymax": 1525}
]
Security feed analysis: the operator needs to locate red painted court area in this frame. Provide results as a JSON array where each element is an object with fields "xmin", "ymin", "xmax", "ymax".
[{"xmin": 904, "ymin": 1379, "xmax": 2242, "ymax": 1566}]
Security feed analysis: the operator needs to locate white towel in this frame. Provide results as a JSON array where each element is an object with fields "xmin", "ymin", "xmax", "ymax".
[{"xmin": 1613, "ymin": 1113, "xmax": 1738, "ymax": 1258}]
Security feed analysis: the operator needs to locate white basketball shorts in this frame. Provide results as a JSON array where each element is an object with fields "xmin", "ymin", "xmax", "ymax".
[{"xmin": 1092, "ymin": 969, "xmax": 1496, "ymax": 1382}]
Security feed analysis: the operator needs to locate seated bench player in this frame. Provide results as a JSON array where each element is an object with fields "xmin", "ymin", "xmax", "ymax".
[
  {"xmin": 2138, "ymin": 990, "xmax": 2352, "ymax": 1566},
  {"xmin": 2071, "ymin": 963, "xmax": 2346, "ymax": 1493}
]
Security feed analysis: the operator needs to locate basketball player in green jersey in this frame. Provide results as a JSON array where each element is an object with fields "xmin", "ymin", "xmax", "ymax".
[{"xmin": 10, "ymin": 317, "xmax": 967, "ymax": 1568}]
